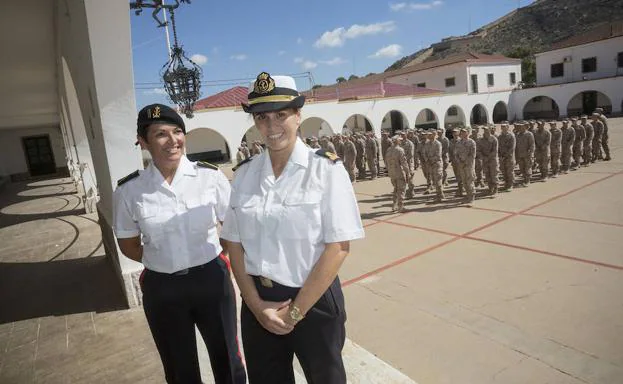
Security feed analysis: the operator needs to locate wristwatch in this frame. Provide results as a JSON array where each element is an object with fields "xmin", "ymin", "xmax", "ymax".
[{"xmin": 288, "ymin": 304, "xmax": 305, "ymax": 322}]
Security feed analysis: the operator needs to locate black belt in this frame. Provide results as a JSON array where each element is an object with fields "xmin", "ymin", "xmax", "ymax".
[{"xmin": 148, "ymin": 262, "xmax": 209, "ymax": 277}]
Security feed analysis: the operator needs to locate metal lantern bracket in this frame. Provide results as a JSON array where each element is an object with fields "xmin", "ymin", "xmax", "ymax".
[{"xmin": 130, "ymin": 0, "xmax": 202, "ymax": 118}]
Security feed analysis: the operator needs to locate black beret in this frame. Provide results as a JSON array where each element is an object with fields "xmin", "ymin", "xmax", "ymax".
[{"xmin": 137, "ymin": 103, "xmax": 185, "ymax": 136}]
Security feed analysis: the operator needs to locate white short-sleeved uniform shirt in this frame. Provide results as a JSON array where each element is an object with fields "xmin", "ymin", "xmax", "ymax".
[
  {"xmin": 113, "ymin": 155, "xmax": 231, "ymax": 273},
  {"xmin": 221, "ymin": 138, "xmax": 365, "ymax": 287}
]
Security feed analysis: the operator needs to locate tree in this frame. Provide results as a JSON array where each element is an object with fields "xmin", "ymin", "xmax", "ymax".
[
  {"xmin": 312, "ymin": 84, "xmax": 323, "ymax": 89},
  {"xmin": 348, "ymin": 74, "xmax": 360, "ymax": 81},
  {"xmin": 506, "ymin": 46, "xmax": 536, "ymax": 85},
  {"xmin": 336, "ymin": 76, "xmax": 347, "ymax": 83}
]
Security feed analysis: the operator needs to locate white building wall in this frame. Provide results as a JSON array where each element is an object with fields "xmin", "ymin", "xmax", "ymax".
[
  {"xmin": 509, "ymin": 76, "xmax": 623, "ymax": 119},
  {"xmin": 385, "ymin": 63, "xmax": 469, "ymax": 92},
  {"xmin": 467, "ymin": 63, "xmax": 522, "ymax": 93},
  {"xmin": 535, "ymin": 36, "xmax": 623, "ymax": 86},
  {"xmin": 0, "ymin": 126, "xmax": 66, "ymax": 177}
]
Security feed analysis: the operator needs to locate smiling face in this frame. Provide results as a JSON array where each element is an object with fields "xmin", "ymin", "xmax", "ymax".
[
  {"xmin": 253, "ymin": 108, "xmax": 301, "ymax": 153},
  {"xmin": 137, "ymin": 123, "xmax": 185, "ymax": 168}
]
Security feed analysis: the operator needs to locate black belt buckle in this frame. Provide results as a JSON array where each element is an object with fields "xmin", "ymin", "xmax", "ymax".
[{"xmin": 172, "ymin": 268, "xmax": 189, "ymax": 276}]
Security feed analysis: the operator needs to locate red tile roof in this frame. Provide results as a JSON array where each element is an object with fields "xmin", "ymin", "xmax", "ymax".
[{"xmin": 193, "ymin": 86, "xmax": 248, "ymax": 110}]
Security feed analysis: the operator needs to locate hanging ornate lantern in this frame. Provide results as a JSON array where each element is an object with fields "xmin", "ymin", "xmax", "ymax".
[{"xmin": 130, "ymin": 0, "xmax": 202, "ymax": 118}]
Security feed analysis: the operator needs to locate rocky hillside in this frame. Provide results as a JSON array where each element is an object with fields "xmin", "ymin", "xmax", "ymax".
[{"xmin": 386, "ymin": 0, "xmax": 623, "ymax": 72}]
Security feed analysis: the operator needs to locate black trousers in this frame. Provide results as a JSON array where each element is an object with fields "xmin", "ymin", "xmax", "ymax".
[
  {"xmin": 241, "ymin": 277, "xmax": 346, "ymax": 384},
  {"xmin": 142, "ymin": 255, "xmax": 246, "ymax": 384}
]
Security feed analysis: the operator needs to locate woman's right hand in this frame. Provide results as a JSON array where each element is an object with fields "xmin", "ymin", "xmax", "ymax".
[{"xmin": 251, "ymin": 299, "xmax": 295, "ymax": 335}]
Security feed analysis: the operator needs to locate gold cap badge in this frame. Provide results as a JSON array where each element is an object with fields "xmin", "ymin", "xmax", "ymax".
[{"xmin": 254, "ymin": 72, "xmax": 275, "ymax": 95}]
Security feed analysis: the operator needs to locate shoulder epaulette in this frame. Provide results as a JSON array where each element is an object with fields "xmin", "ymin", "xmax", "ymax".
[
  {"xmin": 197, "ymin": 161, "xmax": 218, "ymax": 170},
  {"xmin": 232, "ymin": 156, "xmax": 255, "ymax": 172},
  {"xmin": 315, "ymin": 149, "xmax": 341, "ymax": 163},
  {"xmin": 117, "ymin": 170, "xmax": 139, "ymax": 186}
]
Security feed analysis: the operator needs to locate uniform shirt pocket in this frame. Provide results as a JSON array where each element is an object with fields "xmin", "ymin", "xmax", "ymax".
[
  {"xmin": 231, "ymin": 193, "xmax": 261, "ymax": 240},
  {"xmin": 281, "ymin": 190, "xmax": 323, "ymax": 239},
  {"xmin": 137, "ymin": 205, "xmax": 162, "ymax": 247}
]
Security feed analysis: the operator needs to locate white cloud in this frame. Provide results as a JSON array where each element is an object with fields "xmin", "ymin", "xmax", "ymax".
[
  {"xmin": 314, "ymin": 21, "xmax": 395, "ymax": 48},
  {"xmin": 319, "ymin": 57, "xmax": 347, "ymax": 66},
  {"xmin": 369, "ymin": 44, "xmax": 403, "ymax": 58},
  {"xmin": 278, "ymin": 50, "xmax": 286, "ymax": 56},
  {"xmin": 390, "ymin": 1, "xmax": 443, "ymax": 11},
  {"xmin": 294, "ymin": 57, "xmax": 304, "ymax": 63},
  {"xmin": 297, "ymin": 37, "xmax": 303, "ymax": 44},
  {"xmin": 344, "ymin": 21, "xmax": 396, "ymax": 39},
  {"xmin": 230, "ymin": 54, "xmax": 248, "ymax": 61},
  {"xmin": 190, "ymin": 54, "xmax": 208, "ymax": 65},
  {"xmin": 314, "ymin": 27, "xmax": 347, "ymax": 48},
  {"xmin": 302, "ymin": 60, "xmax": 318, "ymax": 70}
]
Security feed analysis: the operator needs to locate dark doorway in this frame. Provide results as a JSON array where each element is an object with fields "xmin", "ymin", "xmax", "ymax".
[
  {"xmin": 471, "ymin": 74, "xmax": 478, "ymax": 93},
  {"xmin": 582, "ymin": 91, "xmax": 597, "ymax": 115},
  {"xmin": 22, "ymin": 136, "xmax": 56, "ymax": 176},
  {"xmin": 390, "ymin": 111, "xmax": 405, "ymax": 135}
]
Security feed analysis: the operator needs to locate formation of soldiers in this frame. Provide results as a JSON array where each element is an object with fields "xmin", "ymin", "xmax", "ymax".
[
  {"xmin": 235, "ymin": 140, "xmax": 264, "ymax": 164},
  {"xmin": 383, "ymin": 107, "xmax": 611, "ymax": 212},
  {"xmin": 233, "ymin": 107, "xmax": 611, "ymax": 213}
]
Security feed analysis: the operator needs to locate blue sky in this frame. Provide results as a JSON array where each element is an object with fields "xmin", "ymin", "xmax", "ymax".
[{"xmin": 131, "ymin": 0, "xmax": 535, "ymax": 107}]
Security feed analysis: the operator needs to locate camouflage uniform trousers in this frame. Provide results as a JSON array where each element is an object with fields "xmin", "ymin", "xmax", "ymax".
[
  {"xmin": 427, "ymin": 161, "xmax": 444, "ymax": 201},
  {"xmin": 419, "ymin": 154, "xmax": 430, "ymax": 188},
  {"xmin": 518, "ymin": 156, "xmax": 532, "ymax": 185},
  {"xmin": 535, "ymin": 151, "xmax": 549, "ymax": 179},
  {"xmin": 561, "ymin": 150, "xmax": 572, "ymax": 172},
  {"xmin": 602, "ymin": 133, "xmax": 610, "ymax": 159},
  {"xmin": 500, "ymin": 156, "xmax": 515, "ymax": 189},
  {"xmin": 482, "ymin": 158, "xmax": 499, "ymax": 193},
  {"xmin": 583, "ymin": 140, "xmax": 592, "ymax": 165},
  {"xmin": 592, "ymin": 138, "xmax": 602, "ymax": 161},
  {"xmin": 366, "ymin": 155, "xmax": 377, "ymax": 179},
  {"xmin": 356, "ymin": 155, "xmax": 366, "ymax": 178},
  {"xmin": 451, "ymin": 161, "xmax": 463, "ymax": 195},
  {"xmin": 391, "ymin": 178, "xmax": 407, "ymax": 211},
  {"xmin": 475, "ymin": 157, "xmax": 483, "ymax": 186},
  {"xmin": 344, "ymin": 162, "xmax": 356, "ymax": 182},
  {"xmin": 550, "ymin": 151, "xmax": 561, "ymax": 176},
  {"xmin": 442, "ymin": 158, "xmax": 449, "ymax": 185},
  {"xmin": 572, "ymin": 142, "xmax": 583, "ymax": 168},
  {"xmin": 405, "ymin": 167, "xmax": 416, "ymax": 198},
  {"xmin": 457, "ymin": 164, "xmax": 475, "ymax": 202}
]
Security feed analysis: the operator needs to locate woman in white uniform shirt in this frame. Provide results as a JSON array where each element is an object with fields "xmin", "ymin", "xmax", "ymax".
[
  {"xmin": 221, "ymin": 73, "xmax": 364, "ymax": 383},
  {"xmin": 113, "ymin": 104, "xmax": 246, "ymax": 384}
]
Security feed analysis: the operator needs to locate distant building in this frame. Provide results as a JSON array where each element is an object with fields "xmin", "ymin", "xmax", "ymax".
[
  {"xmin": 383, "ymin": 53, "xmax": 522, "ymax": 94},
  {"xmin": 535, "ymin": 22, "xmax": 623, "ymax": 87}
]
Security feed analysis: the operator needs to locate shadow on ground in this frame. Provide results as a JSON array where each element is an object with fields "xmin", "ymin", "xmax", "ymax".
[{"xmin": 0, "ymin": 177, "xmax": 128, "ymax": 324}]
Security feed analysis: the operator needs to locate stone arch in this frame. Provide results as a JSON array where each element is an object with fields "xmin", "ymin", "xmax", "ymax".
[
  {"xmin": 470, "ymin": 104, "xmax": 489, "ymax": 125},
  {"xmin": 523, "ymin": 96, "xmax": 560, "ymax": 120},
  {"xmin": 300, "ymin": 117, "xmax": 335, "ymax": 138},
  {"xmin": 185, "ymin": 127, "xmax": 231, "ymax": 162},
  {"xmin": 414, "ymin": 108, "xmax": 439, "ymax": 130},
  {"xmin": 380, "ymin": 110, "xmax": 409, "ymax": 135},
  {"xmin": 492, "ymin": 101, "xmax": 508, "ymax": 123},
  {"xmin": 343, "ymin": 114, "xmax": 374, "ymax": 135},
  {"xmin": 444, "ymin": 105, "xmax": 466, "ymax": 129},
  {"xmin": 566, "ymin": 90, "xmax": 612, "ymax": 117}
]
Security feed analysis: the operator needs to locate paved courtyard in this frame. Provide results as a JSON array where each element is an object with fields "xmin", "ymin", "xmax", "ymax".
[{"xmin": 1, "ymin": 119, "xmax": 622, "ymax": 384}]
